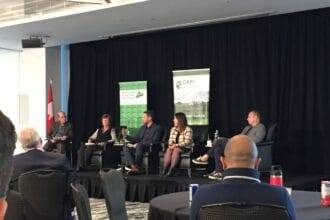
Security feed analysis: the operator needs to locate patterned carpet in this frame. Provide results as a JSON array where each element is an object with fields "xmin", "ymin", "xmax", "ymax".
[{"xmin": 87, "ymin": 198, "xmax": 149, "ymax": 220}]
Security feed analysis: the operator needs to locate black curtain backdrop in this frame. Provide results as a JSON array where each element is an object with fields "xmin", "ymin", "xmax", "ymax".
[{"xmin": 69, "ymin": 8, "xmax": 330, "ymax": 174}]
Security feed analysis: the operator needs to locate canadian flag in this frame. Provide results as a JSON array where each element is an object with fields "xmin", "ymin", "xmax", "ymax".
[{"xmin": 47, "ymin": 82, "xmax": 54, "ymax": 135}]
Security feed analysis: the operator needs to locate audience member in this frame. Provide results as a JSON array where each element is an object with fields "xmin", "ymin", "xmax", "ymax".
[
  {"xmin": 190, "ymin": 135, "xmax": 296, "ymax": 220},
  {"xmin": 12, "ymin": 127, "xmax": 75, "ymax": 220},
  {"xmin": 0, "ymin": 111, "xmax": 16, "ymax": 220}
]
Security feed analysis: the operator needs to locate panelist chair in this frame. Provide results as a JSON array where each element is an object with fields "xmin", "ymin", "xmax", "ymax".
[
  {"xmin": 199, "ymin": 202, "xmax": 289, "ymax": 220},
  {"xmin": 257, "ymin": 123, "xmax": 277, "ymax": 172}
]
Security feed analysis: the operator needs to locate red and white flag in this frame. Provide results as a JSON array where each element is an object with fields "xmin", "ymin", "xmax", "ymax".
[{"xmin": 47, "ymin": 82, "xmax": 54, "ymax": 135}]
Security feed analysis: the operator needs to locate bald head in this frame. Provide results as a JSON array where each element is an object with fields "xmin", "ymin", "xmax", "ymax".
[{"xmin": 221, "ymin": 135, "xmax": 260, "ymax": 169}]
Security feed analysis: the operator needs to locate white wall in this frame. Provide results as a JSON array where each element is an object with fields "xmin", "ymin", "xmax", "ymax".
[{"xmin": 0, "ymin": 48, "xmax": 46, "ymax": 154}]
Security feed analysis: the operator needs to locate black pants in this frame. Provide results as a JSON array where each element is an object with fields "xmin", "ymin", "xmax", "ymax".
[{"xmin": 206, "ymin": 137, "xmax": 228, "ymax": 172}]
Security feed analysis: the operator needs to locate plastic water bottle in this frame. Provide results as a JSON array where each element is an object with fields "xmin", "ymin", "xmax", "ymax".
[
  {"xmin": 214, "ymin": 130, "xmax": 219, "ymax": 140},
  {"xmin": 270, "ymin": 165, "xmax": 283, "ymax": 186},
  {"xmin": 111, "ymin": 128, "xmax": 117, "ymax": 142}
]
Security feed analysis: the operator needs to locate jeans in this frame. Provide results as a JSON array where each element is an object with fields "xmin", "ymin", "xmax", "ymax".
[
  {"xmin": 123, "ymin": 143, "xmax": 147, "ymax": 167},
  {"xmin": 206, "ymin": 137, "xmax": 228, "ymax": 172}
]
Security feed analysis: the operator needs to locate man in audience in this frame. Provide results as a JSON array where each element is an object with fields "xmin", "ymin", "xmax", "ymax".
[
  {"xmin": 12, "ymin": 127, "xmax": 75, "ymax": 219},
  {"xmin": 193, "ymin": 110, "xmax": 266, "ymax": 180},
  {"xmin": 122, "ymin": 110, "xmax": 162, "ymax": 174},
  {"xmin": 190, "ymin": 135, "xmax": 296, "ymax": 220},
  {"xmin": 44, "ymin": 111, "xmax": 73, "ymax": 154},
  {"xmin": 0, "ymin": 111, "xmax": 16, "ymax": 220}
]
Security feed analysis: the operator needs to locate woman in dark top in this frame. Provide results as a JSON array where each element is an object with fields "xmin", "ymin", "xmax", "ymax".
[
  {"xmin": 76, "ymin": 114, "xmax": 115, "ymax": 170},
  {"xmin": 162, "ymin": 112, "xmax": 193, "ymax": 176}
]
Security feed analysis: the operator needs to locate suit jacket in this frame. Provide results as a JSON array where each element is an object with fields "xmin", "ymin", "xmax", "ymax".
[
  {"xmin": 48, "ymin": 122, "xmax": 73, "ymax": 140},
  {"xmin": 11, "ymin": 149, "xmax": 73, "ymax": 182},
  {"xmin": 241, "ymin": 123, "xmax": 266, "ymax": 144},
  {"xmin": 127, "ymin": 123, "xmax": 162, "ymax": 146},
  {"xmin": 190, "ymin": 168, "xmax": 296, "ymax": 220}
]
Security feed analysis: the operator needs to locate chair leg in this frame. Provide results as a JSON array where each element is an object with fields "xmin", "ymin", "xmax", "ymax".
[{"xmin": 188, "ymin": 168, "xmax": 192, "ymax": 178}]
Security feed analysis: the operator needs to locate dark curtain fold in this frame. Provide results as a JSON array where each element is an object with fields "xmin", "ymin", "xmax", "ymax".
[{"xmin": 69, "ymin": 8, "xmax": 330, "ymax": 174}]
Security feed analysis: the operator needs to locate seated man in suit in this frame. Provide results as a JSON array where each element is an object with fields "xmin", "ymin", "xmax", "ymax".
[
  {"xmin": 122, "ymin": 110, "xmax": 162, "ymax": 174},
  {"xmin": 193, "ymin": 110, "xmax": 266, "ymax": 180},
  {"xmin": 44, "ymin": 111, "xmax": 73, "ymax": 154},
  {"xmin": 0, "ymin": 111, "xmax": 17, "ymax": 220},
  {"xmin": 190, "ymin": 135, "xmax": 296, "ymax": 220},
  {"xmin": 12, "ymin": 128, "xmax": 75, "ymax": 220}
]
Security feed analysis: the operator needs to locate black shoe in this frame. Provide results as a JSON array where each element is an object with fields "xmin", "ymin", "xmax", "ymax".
[
  {"xmin": 166, "ymin": 167, "xmax": 176, "ymax": 177},
  {"xmin": 161, "ymin": 166, "xmax": 169, "ymax": 176}
]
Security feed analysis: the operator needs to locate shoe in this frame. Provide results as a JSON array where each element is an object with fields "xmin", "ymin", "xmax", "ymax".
[
  {"xmin": 161, "ymin": 166, "xmax": 169, "ymax": 176},
  {"xmin": 208, "ymin": 171, "xmax": 222, "ymax": 180},
  {"xmin": 125, "ymin": 165, "xmax": 132, "ymax": 171},
  {"xmin": 166, "ymin": 167, "xmax": 176, "ymax": 177},
  {"xmin": 192, "ymin": 156, "xmax": 208, "ymax": 165},
  {"xmin": 129, "ymin": 164, "xmax": 140, "ymax": 173}
]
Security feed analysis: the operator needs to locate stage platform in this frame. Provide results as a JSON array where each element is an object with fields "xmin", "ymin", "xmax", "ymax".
[{"xmin": 77, "ymin": 171, "xmax": 328, "ymax": 202}]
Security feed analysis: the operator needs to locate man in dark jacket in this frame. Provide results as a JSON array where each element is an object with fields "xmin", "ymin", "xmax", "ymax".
[
  {"xmin": 44, "ymin": 111, "xmax": 73, "ymax": 154},
  {"xmin": 122, "ymin": 110, "xmax": 162, "ymax": 174},
  {"xmin": 190, "ymin": 135, "xmax": 296, "ymax": 220},
  {"xmin": 12, "ymin": 127, "xmax": 75, "ymax": 220}
]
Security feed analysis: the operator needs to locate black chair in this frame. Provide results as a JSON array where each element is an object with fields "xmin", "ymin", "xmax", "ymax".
[
  {"xmin": 71, "ymin": 183, "xmax": 92, "ymax": 220},
  {"xmin": 18, "ymin": 170, "xmax": 68, "ymax": 220},
  {"xmin": 199, "ymin": 202, "xmax": 289, "ymax": 220},
  {"xmin": 159, "ymin": 125, "xmax": 208, "ymax": 178},
  {"xmin": 100, "ymin": 170, "xmax": 128, "ymax": 220},
  {"xmin": 4, "ymin": 190, "xmax": 25, "ymax": 220},
  {"xmin": 257, "ymin": 123, "xmax": 277, "ymax": 171}
]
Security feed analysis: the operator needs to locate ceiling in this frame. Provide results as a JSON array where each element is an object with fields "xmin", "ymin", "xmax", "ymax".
[{"xmin": 0, "ymin": 0, "xmax": 330, "ymax": 51}]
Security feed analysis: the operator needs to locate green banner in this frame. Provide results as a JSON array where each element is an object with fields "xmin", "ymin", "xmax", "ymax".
[
  {"xmin": 173, "ymin": 68, "xmax": 210, "ymax": 125},
  {"xmin": 119, "ymin": 81, "xmax": 147, "ymax": 135}
]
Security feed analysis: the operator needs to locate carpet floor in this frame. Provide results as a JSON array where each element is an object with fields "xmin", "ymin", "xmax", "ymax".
[{"xmin": 86, "ymin": 198, "xmax": 149, "ymax": 220}]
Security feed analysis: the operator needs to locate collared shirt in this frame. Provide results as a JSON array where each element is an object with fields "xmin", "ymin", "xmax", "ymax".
[{"xmin": 127, "ymin": 123, "xmax": 161, "ymax": 145}]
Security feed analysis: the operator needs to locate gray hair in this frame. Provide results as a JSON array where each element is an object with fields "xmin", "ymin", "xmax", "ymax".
[{"xmin": 19, "ymin": 128, "xmax": 41, "ymax": 150}]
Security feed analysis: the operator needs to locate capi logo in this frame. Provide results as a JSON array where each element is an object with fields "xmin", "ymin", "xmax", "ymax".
[{"xmin": 176, "ymin": 80, "xmax": 194, "ymax": 89}]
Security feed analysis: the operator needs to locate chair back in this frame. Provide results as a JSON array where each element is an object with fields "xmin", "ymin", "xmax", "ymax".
[
  {"xmin": 199, "ymin": 202, "xmax": 289, "ymax": 220},
  {"xmin": 4, "ymin": 190, "xmax": 25, "ymax": 220},
  {"xmin": 71, "ymin": 183, "xmax": 92, "ymax": 220},
  {"xmin": 18, "ymin": 170, "xmax": 67, "ymax": 220},
  {"xmin": 265, "ymin": 123, "xmax": 277, "ymax": 142},
  {"xmin": 100, "ymin": 169, "xmax": 128, "ymax": 220}
]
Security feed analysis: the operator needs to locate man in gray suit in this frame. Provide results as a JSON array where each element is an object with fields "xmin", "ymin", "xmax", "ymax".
[{"xmin": 193, "ymin": 110, "xmax": 266, "ymax": 180}]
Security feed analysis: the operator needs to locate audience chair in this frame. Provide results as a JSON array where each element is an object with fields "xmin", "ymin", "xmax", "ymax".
[
  {"xmin": 18, "ymin": 170, "xmax": 67, "ymax": 220},
  {"xmin": 71, "ymin": 183, "xmax": 92, "ymax": 220},
  {"xmin": 100, "ymin": 169, "xmax": 128, "ymax": 220},
  {"xmin": 199, "ymin": 202, "xmax": 289, "ymax": 220},
  {"xmin": 4, "ymin": 190, "xmax": 25, "ymax": 220}
]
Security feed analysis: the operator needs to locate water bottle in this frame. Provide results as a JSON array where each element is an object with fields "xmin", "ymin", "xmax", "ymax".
[
  {"xmin": 214, "ymin": 130, "xmax": 219, "ymax": 140},
  {"xmin": 111, "ymin": 128, "xmax": 117, "ymax": 142},
  {"xmin": 270, "ymin": 165, "xmax": 283, "ymax": 186},
  {"xmin": 189, "ymin": 184, "xmax": 199, "ymax": 207}
]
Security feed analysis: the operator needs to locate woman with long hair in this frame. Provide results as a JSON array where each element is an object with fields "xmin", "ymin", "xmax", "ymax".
[{"xmin": 163, "ymin": 112, "xmax": 193, "ymax": 176}]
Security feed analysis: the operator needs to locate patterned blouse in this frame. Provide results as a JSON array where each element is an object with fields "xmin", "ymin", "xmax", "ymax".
[{"xmin": 168, "ymin": 126, "xmax": 194, "ymax": 150}]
